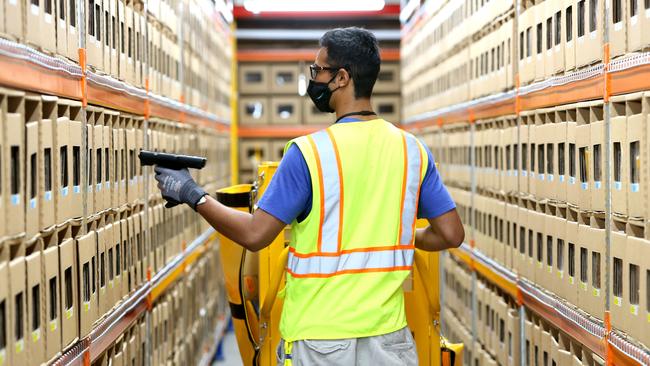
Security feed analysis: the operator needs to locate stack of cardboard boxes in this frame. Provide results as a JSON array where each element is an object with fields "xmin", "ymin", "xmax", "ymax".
[
  {"xmin": 0, "ymin": 85, "xmax": 230, "ymax": 365},
  {"xmin": 237, "ymin": 59, "xmax": 402, "ymax": 183}
]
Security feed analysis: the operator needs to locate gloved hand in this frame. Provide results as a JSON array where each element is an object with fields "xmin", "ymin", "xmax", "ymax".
[{"xmin": 154, "ymin": 166, "xmax": 207, "ymax": 210}]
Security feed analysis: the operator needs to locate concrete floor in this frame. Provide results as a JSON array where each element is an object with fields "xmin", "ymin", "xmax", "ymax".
[{"xmin": 212, "ymin": 329, "xmax": 244, "ymax": 366}]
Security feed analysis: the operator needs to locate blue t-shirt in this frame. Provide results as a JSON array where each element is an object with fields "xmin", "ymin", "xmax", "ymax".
[{"xmin": 257, "ymin": 118, "xmax": 456, "ymax": 225}]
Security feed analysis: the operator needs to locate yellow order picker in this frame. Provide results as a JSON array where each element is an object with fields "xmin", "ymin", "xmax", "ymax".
[{"xmin": 215, "ymin": 162, "xmax": 463, "ymax": 366}]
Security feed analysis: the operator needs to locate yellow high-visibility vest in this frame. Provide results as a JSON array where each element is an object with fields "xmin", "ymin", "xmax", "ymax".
[{"xmin": 279, "ymin": 119, "xmax": 428, "ymax": 341}]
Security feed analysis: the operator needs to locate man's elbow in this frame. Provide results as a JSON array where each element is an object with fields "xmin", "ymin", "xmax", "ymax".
[{"xmin": 447, "ymin": 227, "xmax": 465, "ymax": 249}]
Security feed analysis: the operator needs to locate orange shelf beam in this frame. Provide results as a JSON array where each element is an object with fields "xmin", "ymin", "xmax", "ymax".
[
  {"xmin": 237, "ymin": 48, "xmax": 400, "ymax": 62},
  {"xmin": 238, "ymin": 124, "xmax": 328, "ymax": 138}
]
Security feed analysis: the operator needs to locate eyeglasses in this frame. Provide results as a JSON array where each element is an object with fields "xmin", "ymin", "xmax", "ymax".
[{"xmin": 309, "ymin": 64, "xmax": 343, "ymax": 79}]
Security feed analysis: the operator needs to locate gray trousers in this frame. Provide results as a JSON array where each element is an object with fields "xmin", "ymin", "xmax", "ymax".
[{"xmin": 276, "ymin": 327, "xmax": 418, "ymax": 366}]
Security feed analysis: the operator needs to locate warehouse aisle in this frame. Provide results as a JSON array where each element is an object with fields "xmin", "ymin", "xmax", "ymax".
[{"xmin": 214, "ymin": 328, "xmax": 244, "ymax": 366}]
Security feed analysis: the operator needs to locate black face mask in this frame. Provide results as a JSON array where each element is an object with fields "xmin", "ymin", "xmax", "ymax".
[{"xmin": 307, "ymin": 72, "xmax": 341, "ymax": 113}]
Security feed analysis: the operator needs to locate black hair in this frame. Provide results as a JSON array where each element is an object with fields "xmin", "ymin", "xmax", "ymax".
[{"xmin": 319, "ymin": 27, "xmax": 381, "ymax": 99}]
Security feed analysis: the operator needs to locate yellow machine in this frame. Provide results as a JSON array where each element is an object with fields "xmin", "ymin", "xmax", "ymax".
[{"xmin": 216, "ymin": 162, "xmax": 462, "ymax": 366}]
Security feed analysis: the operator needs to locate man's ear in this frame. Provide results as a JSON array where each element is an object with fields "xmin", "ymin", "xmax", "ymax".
[{"xmin": 338, "ymin": 68, "xmax": 351, "ymax": 87}]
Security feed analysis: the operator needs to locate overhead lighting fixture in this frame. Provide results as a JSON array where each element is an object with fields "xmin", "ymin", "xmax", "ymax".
[{"xmin": 243, "ymin": 0, "xmax": 385, "ymax": 14}]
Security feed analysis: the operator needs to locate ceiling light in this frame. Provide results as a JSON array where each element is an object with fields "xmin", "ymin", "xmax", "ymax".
[{"xmin": 243, "ymin": 0, "xmax": 385, "ymax": 14}]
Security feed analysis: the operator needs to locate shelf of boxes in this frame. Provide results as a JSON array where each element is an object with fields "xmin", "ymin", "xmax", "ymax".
[
  {"xmin": 0, "ymin": 0, "xmax": 234, "ymax": 364},
  {"xmin": 402, "ymin": 0, "xmax": 650, "ymax": 365}
]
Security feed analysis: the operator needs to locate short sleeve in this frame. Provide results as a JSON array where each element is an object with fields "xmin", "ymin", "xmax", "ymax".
[
  {"xmin": 257, "ymin": 144, "xmax": 312, "ymax": 224},
  {"xmin": 417, "ymin": 144, "xmax": 457, "ymax": 219}
]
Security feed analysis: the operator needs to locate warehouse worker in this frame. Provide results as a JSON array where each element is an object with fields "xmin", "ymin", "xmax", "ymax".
[{"xmin": 154, "ymin": 27, "xmax": 464, "ymax": 365}]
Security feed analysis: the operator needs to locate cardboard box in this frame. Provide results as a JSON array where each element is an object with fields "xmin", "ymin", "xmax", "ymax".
[
  {"xmin": 610, "ymin": 228, "xmax": 627, "ymax": 333},
  {"xmin": 566, "ymin": 105, "xmax": 579, "ymax": 208},
  {"xmin": 5, "ymin": 102, "xmax": 26, "ymax": 237},
  {"xmin": 581, "ymin": 220, "xmax": 606, "ymax": 317},
  {"xmin": 69, "ymin": 119, "xmax": 83, "ymax": 219},
  {"xmin": 609, "ymin": 97, "xmax": 628, "ymax": 217},
  {"xmin": 373, "ymin": 95, "xmax": 401, "ymax": 124},
  {"xmin": 135, "ymin": 118, "xmax": 144, "ymax": 202},
  {"xmin": 97, "ymin": 221, "xmax": 109, "ymax": 317},
  {"xmin": 118, "ymin": 218, "xmax": 128, "ymax": 298},
  {"xmin": 0, "ymin": 241, "xmax": 9, "ymax": 363},
  {"xmin": 548, "ymin": 214, "xmax": 566, "ymax": 295},
  {"xmin": 91, "ymin": 108, "xmax": 104, "ymax": 214},
  {"xmin": 590, "ymin": 104, "xmax": 605, "ymax": 213},
  {"xmin": 239, "ymin": 139, "xmax": 271, "ymax": 172},
  {"xmin": 519, "ymin": 121, "xmax": 530, "ymax": 196},
  {"xmin": 86, "ymin": 110, "xmax": 97, "ymax": 216},
  {"xmin": 4, "ymin": 0, "xmax": 23, "ymax": 40},
  {"xmin": 531, "ymin": 210, "xmax": 546, "ymax": 284},
  {"xmin": 106, "ymin": 218, "xmax": 118, "ymax": 314},
  {"xmin": 125, "ymin": 117, "xmax": 137, "ymax": 204},
  {"xmin": 239, "ymin": 64, "xmax": 270, "ymax": 94},
  {"xmin": 25, "ymin": 238, "xmax": 45, "ymax": 365},
  {"xmin": 518, "ymin": 6, "xmax": 535, "ymax": 84},
  {"xmin": 576, "ymin": 103, "xmax": 592, "ymax": 211},
  {"xmin": 627, "ymin": 94, "xmax": 646, "ymax": 220},
  {"xmin": 55, "ymin": 116, "xmax": 72, "ymax": 224},
  {"xmin": 77, "ymin": 230, "xmax": 98, "ymax": 338},
  {"xmin": 641, "ymin": 0, "xmax": 650, "ymax": 50},
  {"xmin": 115, "ymin": 115, "xmax": 127, "ymax": 208},
  {"xmin": 40, "ymin": 98, "xmax": 57, "ymax": 231},
  {"xmin": 623, "ymin": 235, "xmax": 648, "ymax": 345},
  {"xmin": 565, "ymin": 0, "xmax": 577, "ymax": 71},
  {"xmin": 41, "ymin": 233, "xmax": 60, "ymax": 360},
  {"xmin": 58, "ymin": 232, "xmax": 77, "ymax": 348},
  {"xmin": 7, "ymin": 238, "xmax": 27, "ymax": 365},
  {"xmin": 85, "ymin": 0, "xmax": 103, "ymax": 70},
  {"xmin": 575, "ymin": 0, "xmax": 603, "ymax": 67},
  {"xmin": 269, "ymin": 63, "xmax": 299, "ymax": 94},
  {"xmin": 25, "ymin": 98, "xmax": 41, "ymax": 239},
  {"xmin": 542, "ymin": 1, "xmax": 555, "ymax": 78},
  {"xmin": 65, "ymin": 0, "xmax": 79, "ymax": 61},
  {"xmin": 607, "ymin": 0, "xmax": 626, "ymax": 58},
  {"xmin": 374, "ymin": 63, "xmax": 400, "ymax": 93},
  {"xmin": 270, "ymin": 97, "xmax": 301, "ymax": 125},
  {"xmin": 240, "ymin": 97, "xmax": 269, "ymax": 125},
  {"xmin": 303, "ymin": 97, "xmax": 334, "ymax": 125},
  {"xmin": 102, "ymin": 0, "xmax": 112, "ymax": 76},
  {"xmin": 533, "ymin": 5, "xmax": 545, "ymax": 81},
  {"xmin": 553, "ymin": 0, "xmax": 566, "ymax": 74},
  {"xmin": 133, "ymin": 9, "xmax": 143, "ymax": 87}
]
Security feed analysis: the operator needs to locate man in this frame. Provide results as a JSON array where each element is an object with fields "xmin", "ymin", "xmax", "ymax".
[{"xmin": 154, "ymin": 27, "xmax": 464, "ymax": 365}]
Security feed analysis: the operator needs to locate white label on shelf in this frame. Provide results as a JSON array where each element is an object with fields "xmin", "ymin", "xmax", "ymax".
[
  {"xmin": 514, "ymin": 171, "xmax": 518, "ymax": 177},
  {"xmin": 105, "ymin": 181, "xmax": 110, "ymax": 189},
  {"xmin": 65, "ymin": 307, "xmax": 73, "ymax": 319},
  {"xmin": 45, "ymin": 13, "xmax": 52, "ymax": 23},
  {"xmin": 559, "ymin": 175, "xmax": 565, "ymax": 183},
  {"xmin": 97, "ymin": 183, "xmax": 102, "ymax": 191},
  {"xmin": 647, "ymin": 8, "xmax": 650, "ymax": 17},
  {"xmin": 614, "ymin": 296, "xmax": 622, "ymax": 307},
  {"xmin": 631, "ymin": 15, "xmax": 638, "ymax": 26},
  {"xmin": 567, "ymin": 41, "xmax": 573, "ymax": 49},
  {"xmin": 631, "ymin": 183, "xmax": 640, "ymax": 193},
  {"xmin": 531, "ymin": 172, "xmax": 536, "ymax": 179},
  {"xmin": 45, "ymin": 191, "xmax": 52, "ymax": 201},
  {"xmin": 557, "ymin": 270, "xmax": 563, "ymax": 279},
  {"xmin": 539, "ymin": 174, "xmax": 545, "ymax": 181},
  {"xmin": 555, "ymin": 45, "xmax": 561, "ymax": 53},
  {"xmin": 30, "ymin": 198, "xmax": 37, "ymax": 209},
  {"xmin": 548, "ymin": 174, "xmax": 554, "ymax": 182},
  {"xmin": 11, "ymin": 194, "xmax": 19, "ymax": 206},
  {"xmin": 615, "ymin": 181, "xmax": 622, "ymax": 190},
  {"xmin": 522, "ymin": 171, "xmax": 528, "ymax": 177},
  {"xmin": 590, "ymin": 31, "xmax": 597, "ymax": 39},
  {"xmin": 630, "ymin": 305, "xmax": 639, "ymax": 315},
  {"xmin": 83, "ymin": 301, "xmax": 90, "ymax": 312},
  {"xmin": 581, "ymin": 182, "xmax": 588, "ymax": 190},
  {"xmin": 31, "ymin": 4, "xmax": 39, "ymax": 16},
  {"xmin": 615, "ymin": 22, "xmax": 623, "ymax": 31},
  {"xmin": 59, "ymin": 19, "xmax": 65, "ymax": 28},
  {"xmin": 61, "ymin": 187, "xmax": 68, "ymax": 196},
  {"xmin": 595, "ymin": 181, "xmax": 601, "ymax": 189},
  {"xmin": 74, "ymin": 185, "xmax": 80, "ymax": 194},
  {"xmin": 570, "ymin": 176, "xmax": 576, "ymax": 185}
]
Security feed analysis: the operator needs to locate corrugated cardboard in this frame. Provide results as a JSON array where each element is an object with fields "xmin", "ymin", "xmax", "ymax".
[
  {"xmin": 39, "ymin": 100, "xmax": 56, "ymax": 231},
  {"xmin": 4, "ymin": 0, "xmax": 23, "ymax": 40},
  {"xmin": 110, "ymin": 0, "xmax": 119, "ymax": 78},
  {"xmin": 55, "ymin": 116, "xmax": 72, "ymax": 224},
  {"xmin": 118, "ymin": 218, "xmax": 128, "ymax": 297},
  {"xmin": 533, "ymin": 4, "xmax": 545, "ymax": 81},
  {"xmin": 542, "ymin": 1, "xmax": 555, "ymax": 78},
  {"xmin": 110, "ymin": 217, "xmax": 122, "ymax": 305},
  {"xmin": 553, "ymin": 0, "xmax": 566, "ymax": 74},
  {"xmin": 240, "ymin": 97, "xmax": 269, "ymax": 125},
  {"xmin": 68, "ymin": 119, "xmax": 82, "ymax": 220},
  {"xmin": 269, "ymin": 63, "xmax": 299, "ymax": 94},
  {"xmin": 239, "ymin": 64, "xmax": 270, "ymax": 94},
  {"xmin": 609, "ymin": 98, "xmax": 628, "ymax": 217},
  {"xmin": 5, "ymin": 110, "xmax": 26, "ymax": 237},
  {"xmin": 0, "ymin": 241, "xmax": 9, "ymax": 364},
  {"xmin": 610, "ymin": 228, "xmax": 627, "ymax": 333},
  {"xmin": 544, "ymin": 214, "xmax": 565, "ymax": 294},
  {"xmin": 590, "ymin": 104, "xmax": 605, "ymax": 213},
  {"xmin": 86, "ymin": 111, "xmax": 96, "ymax": 216},
  {"xmin": 566, "ymin": 104, "xmax": 579, "ymax": 208},
  {"xmin": 106, "ymin": 218, "xmax": 117, "ymax": 314},
  {"xmin": 576, "ymin": 103, "xmax": 591, "ymax": 211},
  {"xmin": 97, "ymin": 222, "xmax": 109, "ymax": 317},
  {"xmin": 102, "ymin": 0, "xmax": 112, "ymax": 76},
  {"xmin": 55, "ymin": 0, "xmax": 68, "ymax": 56},
  {"xmin": 25, "ymin": 238, "xmax": 45, "ymax": 365},
  {"xmin": 42, "ymin": 233, "xmax": 60, "ymax": 360},
  {"xmin": 607, "ymin": 0, "xmax": 626, "ymax": 58},
  {"xmin": 92, "ymin": 109, "xmax": 104, "ymax": 214},
  {"xmin": 531, "ymin": 210, "xmax": 546, "ymax": 284},
  {"xmin": 58, "ymin": 233, "xmax": 77, "ymax": 347},
  {"xmin": 270, "ymin": 97, "xmax": 301, "ymax": 125},
  {"xmin": 374, "ymin": 62, "xmax": 400, "ymax": 93},
  {"xmin": 125, "ymin": 117, "xmax": 136, "ymax": 204},
  {"xmin": 25, "ymin": 105, "xmax": 41, "ymax": 238},
  {"xmin": 239, "ymin": 139, "xmax": 271, "ymax": 172},
  {"xmin": 77, "ymin": 230, "xmax": 98, "ymax": 338},
  {"xmin": 575, "ymin": 0, "xmax": 602, "ymax": 67},
  {"xmin": 519, "ymin": 121, "xmax": 531, "ymax": 196},
  {"xmin": 564, "ymin": 0, "xmax": 577, "ymax": 71},
  {"xmin": 626, "ymin": 0, "xmax": 644, "ymax": 51},
  {"xmin": 627, "ymin": 94, "xmax": 646, "ymax": 220},
  {"xmin": 65, "ymin": 0, "xmax": 79, "ymax": 61},
  {"xmin": 8, "ymin": 239, "xmax": 27, "ymax": 366},
  {"xmin": 86, "ymin": 0, "xmax": 103, "ymax": 70},
  {"xmin": 585, "ymin": 220, "xmax": 606, "ymax": 317},
  {"xmin": 373, "ymin": 96, "xmax": 401, "ymax": 124},
  {"xmin": 624, "ymin": 235, "xmax": 648, "ymax": 345},
  {"xmin": 124, "ymin": 2, "xmax": 135, "ymax": 84}
]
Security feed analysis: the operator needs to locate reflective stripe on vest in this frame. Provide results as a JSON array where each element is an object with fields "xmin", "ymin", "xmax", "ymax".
[
  {"xmin": 291, "ymin": 128, "xmax": 423, "ymax": 277},
  {"xmin": 287, "ymin": 247, "xmax": 414, "ymax": 278}
]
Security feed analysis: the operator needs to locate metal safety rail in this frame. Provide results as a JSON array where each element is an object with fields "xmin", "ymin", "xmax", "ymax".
[
  {"xmin": 450, "ymin": 244, "xmax": 650, "ymax": 366},
  {"xmin": 48, "ymin": 228, "xmax": 226, "ymax": 366}
]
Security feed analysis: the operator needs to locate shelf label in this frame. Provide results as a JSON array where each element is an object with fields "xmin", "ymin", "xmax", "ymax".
[
  {"xmin": 11, "ymin": 194, "xmax": 20, "ymax": 206},
  {"xmin": 615, "ymin": 181, "xmax": 622, "ymax": 190},
  {"xmin": 557, "ymin": 270, "xmax": 563, "ymax": 279},
  {"xmin": 569, "ymin": 276, "xmax": 574, "ymax": 284},
  {"xmin": 50, "ymin": 320, "xmax": 58, "ymax": 332},
  {"xmin": 547, "ymin": 265, "xmax": 552, "ymax": 273},
  {"xmin": 630, "ymin": 305, "xmax": 639, "ymax": 316},
  {"xmin": 32, "ymin": 329, "xmax": 40, "ymax": 343},
  {"xmin": 522, "ymin": 171, "xmax": 528, "ymax": 177},
  {"xmin": 31, "ymin": 4, "xmax": 39, "ymax": 15},
  {"xmin": 581, "ymin": 182, "xmax": 588, "ymax": 190},
  {"xmin": 548, "ymin": 174, "xmax": 554, "ymax": 182},
  {"xmin": 614, "ymin": 296, "xmax": 622, "ymax": 307},
  {"xmin": 73, "ymin": 185, "xmax": 80, "ymax": 194},
  {"xmin": 97, "ymin": 183, "xmax": 102, "ymax": 191},
  {"xmin": 539, "ymin": 174, "xmax": 545, "ymax": 181},
  {"xmin": 30, "ymin": 198, "xmax": 37, "ymax": 209},
  {"xmin": 15, "ymin": 339, "xmax": 24, "ymax": 354},
  {"xmin": 592, "ymin": 288, "xmax": 600, "ymax": 297},
  {"xmin": 45, "ymin": 191, "xmax": 52, "ymax": 201},
  {"xmin": 580, "ymin": 282, "xmax": 588, "ymax": 290},
  {"xmin": 0, "ymin": 349, "xmax": 5, "ymax": 366},
  {"xmin": 594, "ymin": 181, "xmax": 601, "ymax": 189},
  {"xmin": 61, "ymin": 187, "xmax": 69, "ymax": 197},
  {"xmin": 631, "ymin": 183, "xmax": 640, "ymax": 193},
  {"xmin": 559, "ymin": 175, "xmax": 565, "ymax": 183},
  {"xmin": 65, "ymin": 307, "xmax": 73, "ymax": 319},
  {"xmin": 83, "ymin": 301, "xmax": 90, "ymax": 312},
  {"xmin": 569, "ymin": 176, "xmax": 576, "ymax": 185}
]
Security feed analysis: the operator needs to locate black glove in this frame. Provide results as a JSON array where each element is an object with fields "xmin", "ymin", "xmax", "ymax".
[{"xmin": 154, "ymin": 166, "xmax": 207, "ymax": 210}]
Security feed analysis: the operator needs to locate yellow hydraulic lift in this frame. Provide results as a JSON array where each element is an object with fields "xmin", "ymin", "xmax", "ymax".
[{"xmin": 216, "ymin": 161, "xmax": 462, "ymax": 365}]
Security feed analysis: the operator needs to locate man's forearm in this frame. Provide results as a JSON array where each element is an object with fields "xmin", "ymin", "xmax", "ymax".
[
  {"xmin": 415, "ymin": 226, "xmax": 462, "ymax": 252},
  {"xmin": 196, "ymin": 195, "xmax": 261, "ymax": 251}
]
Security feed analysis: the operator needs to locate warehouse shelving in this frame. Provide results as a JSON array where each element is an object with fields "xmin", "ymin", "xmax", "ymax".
[
  {"xmin": 449, "ymin": 243, "xmax": 650, "ymax": 366},
  {"xmin": 237, "ymin": 48, "xmax": 400, "ymax": 62},
  {"xmin": 238, "ymin": 124, "xmax": 330, "ymax": 138},
  {"xmin": 0, "ymin": 38, "xmax": 230, "ymax": 130},
  {"xmin": 48, "ymin": 228, "xmax": 227, "ymax": 366}
]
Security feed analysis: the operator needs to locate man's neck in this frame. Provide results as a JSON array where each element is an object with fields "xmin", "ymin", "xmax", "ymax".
[{"xmin": 335, "ymin": 98, "xmax": 375, "ymax": 121}]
